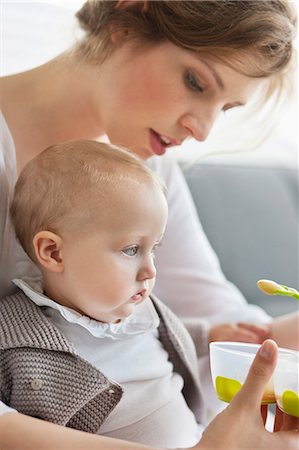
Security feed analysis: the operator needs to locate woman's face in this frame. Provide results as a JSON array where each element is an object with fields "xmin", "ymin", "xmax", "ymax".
[{"xmin": 96, "ymin": 41, "xmax": 263, "ymax": 159}]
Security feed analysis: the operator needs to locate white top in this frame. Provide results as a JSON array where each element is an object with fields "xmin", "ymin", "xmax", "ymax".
[
  {"xmin": 0, "ymin": 113, "xmax": 40, "ymax": 300},
  {"xmin": 13, "ymin": 279, "xmax": 201, "ymax": 448},
  {"xmin": 146, "ymin": 155, "xmax": 270, "ymax": 326}
]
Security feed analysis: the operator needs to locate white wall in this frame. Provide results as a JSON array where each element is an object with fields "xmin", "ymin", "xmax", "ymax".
[{"xmin": 1, "ymin": 1, "xmax": 84, "ymax": 74}]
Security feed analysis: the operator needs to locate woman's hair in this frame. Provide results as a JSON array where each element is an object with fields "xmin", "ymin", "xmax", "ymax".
[
  {"xmin": 75, "ymin": 0, "xmax": 297, "ymax": 98},
  {"xmin": 10, "ymin": 140, "xmax": 164, "ymax": 262}
]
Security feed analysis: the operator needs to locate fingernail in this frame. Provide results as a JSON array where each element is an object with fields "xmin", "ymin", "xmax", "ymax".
[{"xmin": 259, "ymin": 340, "xmax": 275, "ymax": 361}]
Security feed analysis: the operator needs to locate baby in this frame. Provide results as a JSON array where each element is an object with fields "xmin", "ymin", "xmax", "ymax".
[
  {"xmin": 1, "ymin": 140, "xmax": 204, "ymax": 448},
  {"xmin": 0, "ymin": 140, "xmax": 268, "ymax": 448}
]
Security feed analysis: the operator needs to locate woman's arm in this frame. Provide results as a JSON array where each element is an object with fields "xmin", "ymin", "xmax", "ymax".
[
  {"xmin": 0, "ymin": 412, "xmax": 158, "ymax": 450},
  {"xmin": 270, "ymin": 311, "xmax": 299, "ymax": 350}
]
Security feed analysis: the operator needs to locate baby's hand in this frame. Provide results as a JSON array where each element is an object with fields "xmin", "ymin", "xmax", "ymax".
[{"xmin": 209, "ymin": 322, "xmax": 270, "ymax": 344}]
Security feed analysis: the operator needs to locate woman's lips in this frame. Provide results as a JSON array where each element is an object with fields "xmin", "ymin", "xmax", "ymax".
[{"xmin": 149, "ymin": 129, "xmax": 178, "ymax": 156}]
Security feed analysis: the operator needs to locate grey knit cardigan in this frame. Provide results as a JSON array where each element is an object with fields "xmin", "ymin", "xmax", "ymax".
[{"xmin": 0, "ymin": 291, "xmax": 205, "ymax": 433}]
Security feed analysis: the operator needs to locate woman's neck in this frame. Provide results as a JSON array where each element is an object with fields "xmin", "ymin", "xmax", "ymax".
[{"xmin": 1, "ymin": 55, "xmax": 105, "ymax": 173}]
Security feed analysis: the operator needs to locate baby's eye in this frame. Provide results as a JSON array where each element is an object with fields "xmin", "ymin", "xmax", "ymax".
[
  {"xmin": 184, "ymin": 71, "xmax": 204, "ymax": 93},
  {"xmin": 122, "ymin": 245, "xmax": 139, "ymax": 257}
]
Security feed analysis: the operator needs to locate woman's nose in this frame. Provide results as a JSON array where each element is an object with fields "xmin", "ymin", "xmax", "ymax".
[
  {"xmin": 180, "ymin": 109, "xmax": 218, "ymax": 142},
  {"xmin": 137, "ymin": 257, "xmax": 156, "ymax": 281}
]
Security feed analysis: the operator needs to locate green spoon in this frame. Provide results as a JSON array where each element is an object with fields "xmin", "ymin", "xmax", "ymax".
[{"xmin": 257, "ymin": 279, "xmax": 299, "ymax": 300}]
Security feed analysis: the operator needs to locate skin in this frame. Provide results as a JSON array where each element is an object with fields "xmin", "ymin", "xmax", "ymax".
[
  {"xmin": 34, "ymin": 182, "xmax": 168, "ymax": 324},
  {"xmin": 269, "ymin": 313, "xmax": 299, "ymax": 350},
  {"xmin": 210, "ymin": 322, "xmax": 270, "ymax": 344}
]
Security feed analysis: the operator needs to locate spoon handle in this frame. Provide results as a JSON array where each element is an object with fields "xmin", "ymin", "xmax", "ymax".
[{"xmin": 282, "ymin": 287, "xmax": 299, "ymax": 300}]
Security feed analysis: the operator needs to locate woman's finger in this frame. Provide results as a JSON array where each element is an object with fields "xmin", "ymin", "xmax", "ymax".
[
  {"xmin": 229, "ymin": 329, "xmax": 264, "ymax": 344},
  {"xmin": 238, "ymin": 323, "xmax": 271, "ymax": 338}
]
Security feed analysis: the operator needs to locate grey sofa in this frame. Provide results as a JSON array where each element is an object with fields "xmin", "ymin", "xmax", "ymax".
[{"xmin": 183, "ymin": 161, "xmax": 298, "ymax": 317}]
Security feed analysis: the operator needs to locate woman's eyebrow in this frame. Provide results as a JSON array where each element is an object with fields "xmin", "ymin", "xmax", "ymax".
[{"xmin": 201, "ymin": 59, "xmax": 225, "ymax": 91}]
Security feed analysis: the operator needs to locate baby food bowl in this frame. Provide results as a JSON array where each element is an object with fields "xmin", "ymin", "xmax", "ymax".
[
  {"xmin": 210, "ymin": 342, "xmax": 297, "ymax": 406},
  {"xmin": 274, "ymin": 350, "xmax": 299, "ymax": 418}
]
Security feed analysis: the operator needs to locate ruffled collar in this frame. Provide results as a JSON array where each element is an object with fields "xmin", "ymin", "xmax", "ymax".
[{"xmin": 13, "ymin": 278, "xmax": 160, "ymax": 340}]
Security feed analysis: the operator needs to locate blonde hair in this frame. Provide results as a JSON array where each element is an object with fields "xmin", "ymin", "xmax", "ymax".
[
  {"xmin": 10, "ymin": 140, "xmax": 164, "ymax": 262},
  {"xmin": 75, "ymin": 0, "xmax": 297, "ymax": 101}
]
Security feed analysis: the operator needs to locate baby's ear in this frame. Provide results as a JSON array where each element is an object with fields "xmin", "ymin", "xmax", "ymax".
[{"xmin": 33, "ymin": 231, "xmax": 64, "ymax": 273}]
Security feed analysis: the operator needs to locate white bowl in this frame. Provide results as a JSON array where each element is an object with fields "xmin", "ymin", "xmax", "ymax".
[{"xmin": 209, "ymin": 342, "xmax": 296, "ymax": 405}]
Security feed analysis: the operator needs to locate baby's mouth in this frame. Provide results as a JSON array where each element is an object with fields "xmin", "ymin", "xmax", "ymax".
[{"xmin": 130, "ymin": 288, "xmax": 147, "ymax": 303}]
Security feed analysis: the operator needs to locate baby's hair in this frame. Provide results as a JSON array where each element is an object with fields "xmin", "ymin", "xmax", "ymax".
[
  {"xmin": 10, "ymin": 140, "xmax": 164, "ymax": 262},
  {"xmin": 75, "ymin": 0, "xmax": 297, "ymax": 100}
]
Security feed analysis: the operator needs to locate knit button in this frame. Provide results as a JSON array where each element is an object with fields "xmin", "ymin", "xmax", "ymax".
[
  {"xmin": 31, "ymin": 379, "xmax": 43, "ymax": 390},
  {"xmin": 108, "ymin": 389, "xmax": 115, "ymax": 395}
]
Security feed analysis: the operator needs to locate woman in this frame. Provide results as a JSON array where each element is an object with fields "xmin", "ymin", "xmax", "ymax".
[{"xmin": 0, "ymin": 1, "xmax": 297, "ymax": 448}]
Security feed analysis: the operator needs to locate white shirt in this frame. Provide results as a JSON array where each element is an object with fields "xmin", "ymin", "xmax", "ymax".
[
  {"xmin": 0, "ymin": 112, "xmax": 41, "ymax": 300},
  {"xmin": 13, "ymin": 279, "xmax": 201, "ymax": 448}
]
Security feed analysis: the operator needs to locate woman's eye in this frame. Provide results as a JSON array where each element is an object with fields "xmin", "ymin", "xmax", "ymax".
[
  {"xmin": 222, "ymin": 103, "xmax": 243, "ymax": 114},
  {"xmin": 184, "ymin": 71, "xmax": 204, "ymax": 93},
  {"xmin": 122, "ymin": 246, "xmax": 138, "ymax": 257}
]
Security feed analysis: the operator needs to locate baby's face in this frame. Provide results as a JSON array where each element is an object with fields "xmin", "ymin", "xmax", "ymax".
[{"xmin": 54, "ymin": 184, "xmax": 168, "ymax": 323}]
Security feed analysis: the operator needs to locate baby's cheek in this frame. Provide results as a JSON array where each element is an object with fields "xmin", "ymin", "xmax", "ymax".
[{"xmin": 148, "ymin": 278, "xmax": 156, "ymax": 295}]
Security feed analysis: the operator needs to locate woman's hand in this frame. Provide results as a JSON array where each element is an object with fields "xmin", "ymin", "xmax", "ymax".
[
  {"xmin": 193, "ymin": 339, "xmax": 298, "ymax": 449},
  {"xmin": 209, "ymin": 322, "xmax": 270, "ymax": 344}
]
